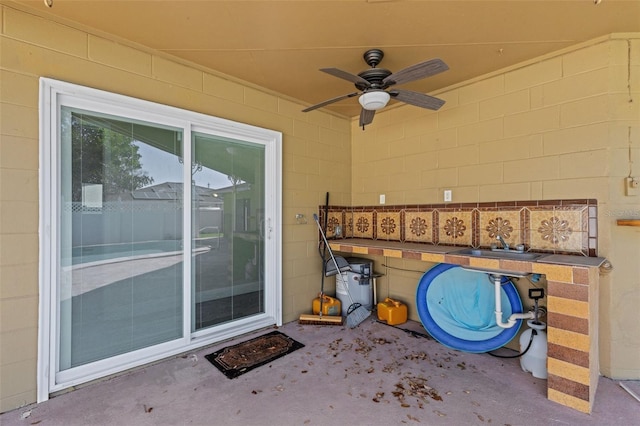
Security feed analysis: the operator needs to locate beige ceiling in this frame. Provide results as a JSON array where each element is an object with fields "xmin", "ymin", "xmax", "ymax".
[{"xmin": 12, "ymin": 0, "xmax": 640, "ymax": 117}]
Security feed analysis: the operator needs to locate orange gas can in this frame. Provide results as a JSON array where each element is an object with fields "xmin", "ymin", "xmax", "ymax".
[
  {"xmin": 312, "ymin": 295, "xmax": 342, "ymax": 316},
  {"xmin": 377, "ymin": 297, "xmax": 407, "ymax": 325}
]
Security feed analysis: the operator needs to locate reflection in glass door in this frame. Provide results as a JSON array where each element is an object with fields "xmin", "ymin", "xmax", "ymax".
[
  {"xmin": 59, "ymin": 108, "xmax": 184, "ymax": 370},
  {"xmin": 192, "ymin": 133, "xmax": 266, "ymax": 330}
]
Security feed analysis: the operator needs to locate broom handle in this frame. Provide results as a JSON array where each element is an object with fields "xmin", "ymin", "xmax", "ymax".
[
  {"xmin": 313, "ymin": 214, "xmax": 355, "ymax": 306},
  {"xmin": 319, "ymin": 192, "xmax": 329, "ymax": 314},
  {"xmin": 313, "ymin": 214, "xmax": 340, "ymax": 272}
]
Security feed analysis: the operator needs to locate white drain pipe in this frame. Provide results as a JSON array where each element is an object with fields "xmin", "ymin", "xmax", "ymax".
[{"xmin": 492, "ymin": 274, "xmax": 535, "ymax": 328}]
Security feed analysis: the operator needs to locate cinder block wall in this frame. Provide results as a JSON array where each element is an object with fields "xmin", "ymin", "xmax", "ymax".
[
  {"xmin": 350, "ymin": 35, "xmax": 640, "ymax": 382},
  {"xmin": 0, "ymin": 3, "xmax": 350, "ymax": 412}
]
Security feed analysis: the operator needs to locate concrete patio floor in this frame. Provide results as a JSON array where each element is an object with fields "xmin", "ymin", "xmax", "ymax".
[{"xmin": 2, "ymin": 317, "xmax": 639, "ymax": 425}]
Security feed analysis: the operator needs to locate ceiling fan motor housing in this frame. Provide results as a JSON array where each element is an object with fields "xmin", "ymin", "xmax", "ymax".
[{"xmin": 356, "ymin": 68, "xmax": 392, "ymax": 91}]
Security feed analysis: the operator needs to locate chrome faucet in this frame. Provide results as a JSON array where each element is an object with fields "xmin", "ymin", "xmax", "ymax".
[{"xmin": 496, "ymin": 235, "xmax": 509, "ymax": 251}]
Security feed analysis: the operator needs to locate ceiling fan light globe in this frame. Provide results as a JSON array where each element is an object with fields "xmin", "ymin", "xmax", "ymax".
[{"xmin": 358, "ymin": 91, "xmax": 390, "ymax": 111}]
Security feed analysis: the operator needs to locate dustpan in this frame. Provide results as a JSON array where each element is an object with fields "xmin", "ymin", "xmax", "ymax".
[{"xmin": 324, "ymin": 256, "xmax": 351, "ymax": 277}]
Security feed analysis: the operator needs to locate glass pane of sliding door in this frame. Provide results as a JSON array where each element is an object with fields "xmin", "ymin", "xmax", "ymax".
[
  {"xmin": 191, "ymin": 132, "xmax": 266, "ymax": 330},
  {"xmin": 58, "ymin": 107, "xmax": 184, "ymax": 369}
]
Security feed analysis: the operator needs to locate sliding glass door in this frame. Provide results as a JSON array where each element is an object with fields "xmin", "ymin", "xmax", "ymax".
[
  {"xmin": 58, "ymin": 108, "xmax": 185, "ymax": 370},
  {"xmin": 39, "ymin": 78, "xmax": 282, "ymax": 401},
  {"xmin": 191, "ymin": 133, "xmax": 266, "ymax": 331}
]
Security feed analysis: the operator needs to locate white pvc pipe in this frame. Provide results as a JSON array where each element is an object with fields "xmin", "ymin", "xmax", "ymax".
[{"xmin": 493, "ymin": 275, "xmax": 535, "ymax": 328}]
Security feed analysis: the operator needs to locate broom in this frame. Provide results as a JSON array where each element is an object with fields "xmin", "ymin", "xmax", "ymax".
[
  {"xmin": 313, "ymin": 214, "xmax": 371, "ymax": 329},
  {"xmin": 298, "ymin": 207, "xmax": 344, "ymax": 326}
]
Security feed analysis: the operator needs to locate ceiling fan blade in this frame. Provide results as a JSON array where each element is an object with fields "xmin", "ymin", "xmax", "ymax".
[
  {"xmin": 390, "ymin": 89, "xmax": 446, "ymax": 110},
  {"xmin": 320, "ymin": 68, "xmax": 371, "ymax": 87},
  {"xmin": 359, "ymin": 108, "xmax": 375, "ymax": 128},
  {"xmin": 302, "ymin": 92, "xmax": 359, "ymax": 112},
  {"xmin": 383, "ymin": 58, "xmax": 449, "ymax": 87}
]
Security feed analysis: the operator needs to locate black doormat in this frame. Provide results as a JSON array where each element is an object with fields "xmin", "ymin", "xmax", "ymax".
[{"xmin": 205, "ymin": 331, "xmax": 305, "ymax": 379}]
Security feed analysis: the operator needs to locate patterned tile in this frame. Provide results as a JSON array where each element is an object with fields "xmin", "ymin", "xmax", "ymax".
[
  {"xmin": 344, "ymin": 213, "xmax": 353, "ymax": 238},
  {"xmin": 326, "ymin": 211, "xmax": 343, "ymax": 237},
  {"xmin": 351, "ymin": 211, "xmax": 374, "ymax": 239},
  {"xmin": 529, "ymin": 207, "xmax": 586, "ymax": 254},
  {"xmin": 471, "ymin": 209, "xmax": 480, "ymax": 247},
  {"xmin": 376, "ymin": 211, "xmax": 401, "ymax": 241},
  {"xmin": 404, "ymin": 210, "xmax": 433, "ymax": 243},
  {"xmin": 436, "ymin": 210, "xmax": 473, "ymax": 246},
  {"xmin": 520, "ymin": 208, "xmax": 531, "ymax": 248},
  {"xmin": 478, "ymin": 209, "xmax": 523, "ymax": 248}
]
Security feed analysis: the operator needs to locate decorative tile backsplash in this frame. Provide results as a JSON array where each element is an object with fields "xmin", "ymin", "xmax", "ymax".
[{"xmin": 322, "ymin": 199, "xmax": 597, "ymax": 256}]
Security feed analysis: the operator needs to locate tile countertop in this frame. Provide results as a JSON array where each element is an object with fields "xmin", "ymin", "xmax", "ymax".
[
  {"xmin": 327, "ymin": 238, "xmax": 607, "ymax": 268},
  {"xmin": 537, "ymin": 254, "xmax": 606, "ymax": 267},
  {"xmin": 327, "ymin": 238, "xmax": 453, "ymax": 254}
]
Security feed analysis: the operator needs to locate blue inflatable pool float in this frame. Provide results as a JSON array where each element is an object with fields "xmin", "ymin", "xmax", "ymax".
[{"xmin": 416, "ymin": 263, "xmax": 523, "ymax": 353}]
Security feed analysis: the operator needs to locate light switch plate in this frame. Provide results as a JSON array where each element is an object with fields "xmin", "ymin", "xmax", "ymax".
[
  {"xmin": 379, "ymin": 194, "xmax": 386, "ymax": 204},
  {"xmin": 444, "ymin": 190, "xmax": 452, "ymax": 202}
]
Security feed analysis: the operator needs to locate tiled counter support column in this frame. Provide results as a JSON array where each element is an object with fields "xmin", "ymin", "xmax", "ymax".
[
  {"xmin": 533, "ymin": 263, "xmax": 599, "ymax": 414},
  {"xmin": 329, "ymin": 240, "xmax": 600, "ymax": 414}
]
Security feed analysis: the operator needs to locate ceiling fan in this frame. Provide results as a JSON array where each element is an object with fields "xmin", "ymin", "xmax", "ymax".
[{"xmin": 302, "ymin": 49, "xmax": 449, "ymax": 129}]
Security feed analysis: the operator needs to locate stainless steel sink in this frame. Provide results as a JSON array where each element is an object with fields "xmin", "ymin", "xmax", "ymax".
[{"xmin": 452, "ymin": 248, "xmax": 544, "ymax": 261}]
